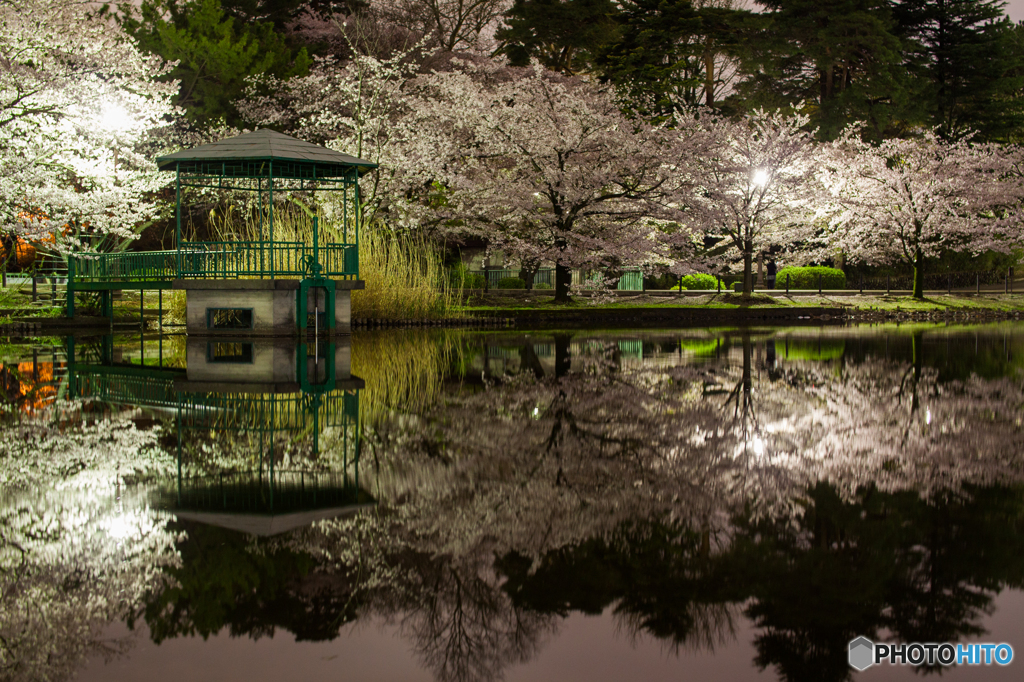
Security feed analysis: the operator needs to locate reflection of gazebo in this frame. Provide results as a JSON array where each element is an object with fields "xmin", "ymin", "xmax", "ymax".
[
  {"xmin": 165, "ymin": 471, "xmax": 374, "ymax": 536},
  {"xmin": 64, "ymin": 333, "xmax": 370, "ymax": 535},
  {"xmin": 65, "ymin": 129, "xmax": 376, "ymax": 335}
]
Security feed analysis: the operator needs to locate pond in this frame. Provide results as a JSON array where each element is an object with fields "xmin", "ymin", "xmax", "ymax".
[{"xmin": 2, "ymin": 324, "xmax": 1024, "ymax": 682}]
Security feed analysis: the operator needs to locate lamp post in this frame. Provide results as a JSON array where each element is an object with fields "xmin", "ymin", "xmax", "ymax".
[{"xmin": 100, "ymin": 102, "xmax": 133, "ymax": 185}]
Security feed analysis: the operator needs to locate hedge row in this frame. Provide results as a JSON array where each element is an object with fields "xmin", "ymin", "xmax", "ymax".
[
  {"xmin": 678, "ymin": 273, "xmax": 718, "ymax": 290},
  {"xmin": 775, "ymin": 266, "xmax": 846, "ymax": 290}
]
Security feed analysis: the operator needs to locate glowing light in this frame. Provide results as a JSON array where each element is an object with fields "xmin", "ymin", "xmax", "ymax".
[
  {"xmin": 751, "ymin": 435, "xmax": 765, "ymax": 456},
  {"xmin": 101, "ymin": 512, "xmax": 137, "ymax": 540},
  {"xmin": 752, "ymin": 169, "xmax": 769, "ymax": 187},
  {"xmin": 926, "ymin": 408, "xmax": 932, "ymax": 425},
  {"xmin": 100, "ymin": 102, "xmax": 133, "ymax": 132}
]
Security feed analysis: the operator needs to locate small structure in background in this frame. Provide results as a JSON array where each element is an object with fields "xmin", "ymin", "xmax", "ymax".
[{"xmin": 65, "ymin": 129, "xmax": 375, "ymax": 335}]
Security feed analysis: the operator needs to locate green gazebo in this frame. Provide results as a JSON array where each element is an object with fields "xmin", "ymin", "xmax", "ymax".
[{"xmin": 66, "ymin": 128, "xmax": 376, "ymax": 334}]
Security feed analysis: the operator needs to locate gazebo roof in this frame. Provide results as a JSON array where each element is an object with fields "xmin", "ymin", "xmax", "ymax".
[{"xmin": 156, "ymin": 128, "xmax": 377, "ymax": 179}]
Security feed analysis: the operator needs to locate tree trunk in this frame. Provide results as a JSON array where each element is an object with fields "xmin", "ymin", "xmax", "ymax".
[
  {"xmin": 520, "ymin": 343, "xmax": 546, "ymax": 379},
  {"xmin": 518, "ymin": 262, "xmax": 538, "ymax": 290},
  {"xmin": 554, "ymin": 333, "xmax": 572, "ymax": 378},
  {"xmin": 743, "ymin": 241, "xmax": 754, "ymax": 296},
  {"xmin": 554, "ymin": 261, "xmax": 572, "ymax": 303},
  {"xmin": 704, "ymin": 49, "xmax": 715, "ymax": 107},
  {"xmin": 913, "ymin": 248, "xmax": 924, "ymax": 299}
]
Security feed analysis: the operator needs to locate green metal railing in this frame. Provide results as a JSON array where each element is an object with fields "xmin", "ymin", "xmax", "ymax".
[
  {"xmin": 69, "ymin": 365, "xmax": 359, "ymax": 431},
  {"xmin": 70, "ymin": 250, "xmax": 178, "ymax": 282},
  {"xmin": 67, "ymin": 241, "xmax": 359, "ymax": 284}
]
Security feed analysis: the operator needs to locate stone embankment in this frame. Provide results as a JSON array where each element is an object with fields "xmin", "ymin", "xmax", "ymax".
[
  {"xmin": 845, "ymin": 308, "xmax": 1024, "ymax": 323},
  {"xmin": 350, "ymin": 317, "xmax": 514, "ymax": 329}
]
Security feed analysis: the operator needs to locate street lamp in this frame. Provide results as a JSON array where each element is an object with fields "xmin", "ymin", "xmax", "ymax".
[
  {"xmin": 100, "ymin": 102, "xmax": 133, "ymax": 133},
  {"xmin": 99, "ymin": 101, "xmax": 134, "ymax": 184}
]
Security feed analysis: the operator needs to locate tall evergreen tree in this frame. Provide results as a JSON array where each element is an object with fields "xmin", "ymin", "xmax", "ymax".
[
  {"xmin": 495, "ymin": 0, "xmax": 620, "ymax": 74},
  {"xmin": 120, "ymin": 0, "xmax": 313, "ymax": 126},
  {"xmin": 895, "ymin": 0, "xmax": 1024, "ymax": 141},
  {"xmin": 736, "ymin": 0, "xmax": 913, "ymax": 139},
  {"xmin": 595, "ymin": 0, "xmax": 752, "ymax": 120}
]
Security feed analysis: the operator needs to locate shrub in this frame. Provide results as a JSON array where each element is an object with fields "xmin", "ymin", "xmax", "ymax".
[
  {"xmin": 644, "ymin": 273, "xmax": 675, "ymax": 290},
  {"xmin": 163, "ymin": 290, "xmax": 186, "ymax": 326},
  {"xmin": 678, "ymin": 273, "xmax": 718, "ymax": 290},
  {"xmin": 775, "ymin": 266, "xmax": 846, "ymax": 290},
  {"xmin": 450, "ymin": 263, "xmax": 487, "ymax": 289},
  {"xmin": 497, "ymin": 277, "xmax": 526, "ymax": 289},
  {"xmin": 465, "ymin": 273, "xmax": 487, "ymax": 289},
  {"xmin": 534, "ymin": 282, "xmax": 552, "ymax": 290}
]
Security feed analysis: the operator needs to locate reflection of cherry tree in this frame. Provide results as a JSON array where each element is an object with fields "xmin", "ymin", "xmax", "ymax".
[
  {"xmin": 275, "ymin": 511, "xmax": 552, "ymax": 682},
  {"xmin": 8, "ymin": 331, "xmax": 1024, "ymax": 682},
  {"xmin": 0, "ymin": 402, "xmax": 180, "ymax": 682},
  {"xmin": 783, "ymin": 352, "xmax": 1024, "ymax": 497},
  {"xmin": 293, "ymin": 330, "xmax": 1024, "ymax": 682}
]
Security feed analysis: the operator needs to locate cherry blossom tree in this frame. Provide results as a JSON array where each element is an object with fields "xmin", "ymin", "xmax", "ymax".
[
  {"xmin": 409, "ymin": 62, "xmax": 699, "ymax": 301},
  {"xmin": 238, "ymin": 37, "xmax": 433, "ymax": 230},
  {"xmin": 0, "ymin": 0, "xmax": 177, "ymax": 260},
  {"xmin": 244, "ymin": 58, "xmax": 700, "ymax": 300},
  {"xmin": 819, "ymin": 129, "xmax": 1024, "ymax": 298},
  {"xmin": 682, "ymin": 108, "xmax": 824, "ymax": 296},
  {"xmin": 372, "ymin": 0, "xmax": 511, "ymax": 52}
]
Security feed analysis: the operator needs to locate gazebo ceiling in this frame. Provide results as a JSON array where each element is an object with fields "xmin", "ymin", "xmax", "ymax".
[{"xmin": 156, "ymin": 128, "xmax": 377, "ymax": 178}]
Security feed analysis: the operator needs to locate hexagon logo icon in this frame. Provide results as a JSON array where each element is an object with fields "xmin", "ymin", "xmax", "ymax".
[{"xmin": 849, "ymin": 636, "xmax": 875, "ymax": 671}]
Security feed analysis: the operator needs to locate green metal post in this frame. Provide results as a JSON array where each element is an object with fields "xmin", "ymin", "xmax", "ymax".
[
  {"xmin": 66, "ymin": 335, "xmax": 76, "ymax": 400},
  {"xmin": 259, "ymin": 176, "xmax": 265, "ymax": 277},
  {"xmin": 268, "ymin": 162, "xmax": 274, "ymax": 278},
  {"xmin": 326, "ymin": 284, "xmax": 336, "ymax": 332},
  {"xmin": 269, "ymin": 399, "xmax": 275, "ymax": 510},
  {"xmin": 66, "ymin": 257, "xmax": 75, "ymax": 318},
  {"xmin": 354, "ymin": 171, "xmax": 360, "ymax": 277},
  {"xmin": 297, "ymin": 281, "xmax": 308, "ymax": 335},
  {"xmin": 175, "ymin": 166, "xmax": 182, "ymax": 278},
  {"xmin": 313, "ymin": 215, "xmax": 319, "ymax": 272},
  {"xmin": 309, "ymin": 394, "xmax": 321, "ymax": 459}
]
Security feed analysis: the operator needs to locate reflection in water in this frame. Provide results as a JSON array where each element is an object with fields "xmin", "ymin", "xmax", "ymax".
[{"xmin": 2, "ymin": 326, "xmax": 1024, "ymax": 681}]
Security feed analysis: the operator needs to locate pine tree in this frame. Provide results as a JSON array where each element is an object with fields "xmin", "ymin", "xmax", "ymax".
[
  {"xmin": 595, "ymin": 0, "xmax": 752, "ymax": 120},
  {"xmin": 895, "ymin": 0, "xmax": 1024, "ymax": 141},
  {"xmin": 120, "ymin": 0, "xmax": 313, "ymax": 126},
  {"xmin": 495, "ymin": 0, "xmax": 620, "ymax": 74},
  {"xmin": 735, "ymin": 0, "xmax": 913, "ymax": 140}
]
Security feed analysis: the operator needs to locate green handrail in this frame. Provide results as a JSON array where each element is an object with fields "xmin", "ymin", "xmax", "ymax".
[{"xmin": 68, "ymin": 241, "xmax": 359, "ymax": 283}]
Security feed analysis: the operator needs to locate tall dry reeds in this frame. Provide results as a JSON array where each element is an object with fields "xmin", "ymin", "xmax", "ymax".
[
  {"xmin": 206, "ymin": 201, "xmax": 460, "ymax": 321},
  {"xmin": 353, "ymin": 226, "xmax": 461, "ymax": 321}
]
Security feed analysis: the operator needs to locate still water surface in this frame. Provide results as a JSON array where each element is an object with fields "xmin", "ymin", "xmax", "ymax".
[{"xmin": 3, "ymin": 324, "xmax": 1024, "ymax": 682}]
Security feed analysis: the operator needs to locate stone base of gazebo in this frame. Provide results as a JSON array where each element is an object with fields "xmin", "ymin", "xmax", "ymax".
[
  {"xmin": 175, "ymin": 279, "xmax": 364, "ymax": 336},
  {"xmin": 172, "ymin": 336, "xmax": 359, "ymax": 393}
]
